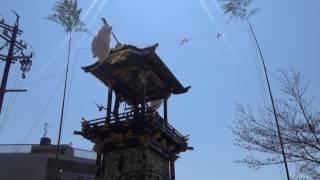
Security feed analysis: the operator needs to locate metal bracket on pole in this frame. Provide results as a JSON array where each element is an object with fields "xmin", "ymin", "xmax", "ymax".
[{"xmin": 1, "ymin": 89, "xmax": 27, "ymax": 93}]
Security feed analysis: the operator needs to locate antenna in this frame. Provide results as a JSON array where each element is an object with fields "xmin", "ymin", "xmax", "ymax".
[{"xmin": 43, "ymin": 122, "xmax": 49, "ymax": 138}]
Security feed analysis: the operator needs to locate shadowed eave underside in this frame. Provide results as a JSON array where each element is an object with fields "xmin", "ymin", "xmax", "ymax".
[{"xmin": 82, "ymin": 44, "xmax": 190, "ymax": 104}]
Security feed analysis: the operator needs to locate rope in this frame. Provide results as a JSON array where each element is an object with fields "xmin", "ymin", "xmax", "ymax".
[{"xmin": 137, "ymin": 29, "xmax": 249, "ymax": 47}]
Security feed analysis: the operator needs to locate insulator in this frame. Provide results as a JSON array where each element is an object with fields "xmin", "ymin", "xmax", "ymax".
[{"xmin": 19, "ymin": 56, "xmax": 32, "ymax": 79}]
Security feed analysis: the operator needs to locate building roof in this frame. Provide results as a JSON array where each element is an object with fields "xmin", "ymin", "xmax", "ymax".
[{"xmin": 82, "ymin": 44, "xmax": 190, "ymax": 104}]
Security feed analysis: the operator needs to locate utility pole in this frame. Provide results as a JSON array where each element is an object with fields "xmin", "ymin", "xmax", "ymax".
[{"xmin": 0, "ymin": 11, "xmax": 33, "ymax": 114}]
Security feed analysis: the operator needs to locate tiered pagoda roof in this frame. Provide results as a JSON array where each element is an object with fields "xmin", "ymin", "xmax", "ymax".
[{"xmin": 82, "ymin": 44, "xmax": 190, "ymax": 104}]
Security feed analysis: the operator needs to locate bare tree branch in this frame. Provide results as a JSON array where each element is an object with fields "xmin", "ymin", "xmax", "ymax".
[{"xmin": 232, "ymin": 70, "xmax": 320, "ymax": 178}]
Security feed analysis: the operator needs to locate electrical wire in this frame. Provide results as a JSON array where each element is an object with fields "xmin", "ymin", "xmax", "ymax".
[
  {"xmin": 248, "ymin": 31, "xmax": 268, "ymax": 107},
  {"xmin": 1, "ymin": 79, "xmax": 22, "ymax": 130},
  {"xmin": 33, "ymin": 0, "xmax": 98, "ymax": 81},
  {"xmin": 0, "ymin": 72, "xmax": 19, "ymax": 121},
  {"xmin": 20, "ymin": 73, "xmax": 64, "ymax": 144},
  {"xmin": 63, "ymin": 48, "xmax": 86, "ymax": 126},
  {"xmin": 246, "ymin": 27, "xmax": 289, "ymax": 180},
  {"xmin": 59, "ymin": 48, "xmax": 84, "ymax": 142},
  {"xmin": 21, "ymin": 71, "xmax": 64, "ymax": 88},
  {"xmin": 0, "ymin": 71, "xmax": 20, "ymax": 133},
  {"xmin": 247, "ymin": 22, "xmax": 287, "ymax": 180},
  {"xmin": 16, "ymin": 1, "xmax": 105, "ymax": 143},
  {"xmin": 0, "ymin": 70, "xmax": 64, "ymax": 135},
  {"xmin": 52, "ymin": 32, "xmax": 73, "ymax": 180}
]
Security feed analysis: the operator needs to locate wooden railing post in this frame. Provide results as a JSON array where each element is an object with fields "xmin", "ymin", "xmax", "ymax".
[
  {"xmin": 95, "ymin": 153, "xmax": 102, "ymax": 179},
  {"xmin": 141, "ymin": 81, "xmax": 146, "ymax": 114},
  {"xmin": 113, "ymin": 93, "xmax": 120, "ymax": 123},
  {"xmin": 164, "ymin": 97, "xmax": 168, "ymax": 124},
  {"xmin": 101, "ymin": 153, "xmax": 106, "ymax": 177},
  {"xmin": 140, "ymin": 72, "xmax": 147, "ymax": 115},
  {"xmin": 106, "ymin": 87, "xmax": 113, "ymax": 125}
]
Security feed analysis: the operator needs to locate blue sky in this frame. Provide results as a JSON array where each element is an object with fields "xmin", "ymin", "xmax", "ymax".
[{"xmin": 0, "ymin": 0, "xmax": 319, "ymax": 179}]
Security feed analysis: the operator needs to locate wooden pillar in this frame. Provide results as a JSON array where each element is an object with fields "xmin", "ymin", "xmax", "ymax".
[
  {"xmin": 106, "ymin": 87, "xmax": 113, "ymax": 125},
  {"xmin": 95, "ymin": 153, "xmax": 102, "ymax": 179},
  {"xmin": 134, "ymin": 104, "xmax": 139, "ymax": 119},
  {"xmin": 141, "ymin": 74, "xmax": 146, "ymax": 115},
  {"xmin": 101, "ymin": 153, "xmax": 106, "ymax": 177},
  {"xmin": 170, "ymin": 159, "xmax": 175, "ymax": 180},
  {"xmin": 141, "ymin": 83, "xmax": 146, "ymax": 114},
  {"xmin": 164, "ymin": 97, "xmax": 168, "ymax": 123},
  {"xmin": 113, "ymin": 93, "xmax": 120, "ymax": 123},
  {"xmin": 142, "ymin": 148, "xmax": 148, "ymax": 180}
]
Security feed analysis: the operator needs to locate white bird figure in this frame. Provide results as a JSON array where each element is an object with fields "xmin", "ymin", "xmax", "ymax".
[
  {"xmin": 217, "ymin": 32, "xmax": 227, "ymax": 39},
  {"xmin": 180, "ymin": 38, "xmax": 189, "ymax": 45},
  {"xmin": 148, "ymin": 99, "xmax": 163, "ymax": 110},
  {"xmin": 94, "ymin": 101, "xmax": 107, "ymax": 112},
  {"xmin": 91, "ymin": 18, "xmax": 112, "ymax": 62}
]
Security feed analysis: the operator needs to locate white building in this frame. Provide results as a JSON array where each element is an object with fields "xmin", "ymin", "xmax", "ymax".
[{"xmin": 0, "ymin": 137, "xmax": 96, "ymax": 180}]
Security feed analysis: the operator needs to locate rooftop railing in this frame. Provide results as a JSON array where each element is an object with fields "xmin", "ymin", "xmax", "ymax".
[
  {"xmin": 73, "ymin": 148, "xmax": 96, "ymax": 160},
  {"xmin": 0, "ymin": 144, "xmax": 96, "ymax": 160},
  {"xmin": 0, "ymin": 144, "xmax": 32, "ymax": 153},
  {"xmin": 84, "ymin": 110, "xmax": 187, "ymax": 146}
]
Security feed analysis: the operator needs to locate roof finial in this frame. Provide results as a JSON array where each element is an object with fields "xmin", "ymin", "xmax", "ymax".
[{"xmin": 101, "ymin": 18, "xmax": 120, "ymax": 45}]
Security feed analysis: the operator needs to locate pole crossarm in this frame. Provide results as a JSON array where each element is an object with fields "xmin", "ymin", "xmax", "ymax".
[
  {"xmin": 0, "ymin": 34, "xmax": 11, "ymax": 42},
  {"xmin": 0, "ymin": 12, "xmax": 33, "ymax": 113},
  {"xmin": 0, "ymin": 89, "xmax": 27, "ymax": 93},
  {"xmin": 0, "ymin": 43, "xmax": 8, "ymax": 51},
  {"xmin": 0, "ymin": 54, "xmax": 7, "ymax": 61},
  {"xmin": 0, "ymin": 24, "xmax": 23, "ymax": 34}
]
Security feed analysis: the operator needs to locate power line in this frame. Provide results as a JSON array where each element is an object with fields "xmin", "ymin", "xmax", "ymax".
[
  {"xmin": 63, "ymin": 48, "xmax": 86, "ymax": 129},
  {"xmin": 0, "ymin": 70, "xmax": 64, "ymax": 135},
  {"xmin": 0, "ymin": 72, "xmax": 20, "ymax": 133},
  {"xmin": 21, "ymin": 74, "xmax": 64, "ymax": 144},
  {"xmin": 242, "ymin": 9, "xmax": 291, "ymax": 180},
  {"xmin": 248, "ymin": 31, "xmax": 268, "ymax": 107},
  {"xmin": 249, "ymin": 33, "xmax": 284, "ymax": 180},
  {"xmin": 21, "ymin": 71, "xmax": 64, "ymax": 88},
  {"xmin": 58, "ymin": 48, "xmax": 83, "ymax": 146},
  {"xmin": 52, "ymin": 32, "xmax": 73, "ymax": 180}
]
